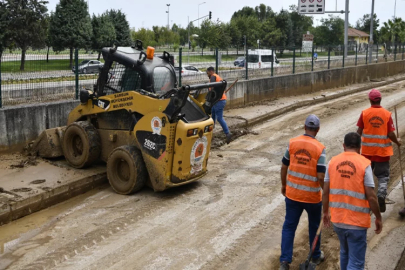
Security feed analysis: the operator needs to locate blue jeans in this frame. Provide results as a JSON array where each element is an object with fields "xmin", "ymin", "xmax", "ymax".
[
  {"xmin": 280, "ymin": 197, "xmax": 322, "ymax": 263},
  {"xmin": 333, "ymin": 225, "xmax": 367, "ymax": 270},
  {"xmin": 211, "ymin": 99, "xmax": 229, "ymax": 135}
]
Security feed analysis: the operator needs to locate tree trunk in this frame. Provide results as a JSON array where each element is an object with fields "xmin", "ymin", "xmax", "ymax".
[
  {"xmin": 69, "ymin": 47, "xmax": 73, "ymax": 69},
  {"xmin": 20, "ymin": 48, "xmax": 26, "ymax": 71},
  {"xmin": 98, "ymin": 51, "xmax": 101, "ymax": 60},
  {"xmin": 46, "ymin": 46, "xmax": 50, "ymax": 63},
  {"xmin": 237, "ymin": 45, "xmax": 239, "ymax": 56},
  {"xmin": 202, "ymin": 47, "xmax": 204, "ymax": 56}
]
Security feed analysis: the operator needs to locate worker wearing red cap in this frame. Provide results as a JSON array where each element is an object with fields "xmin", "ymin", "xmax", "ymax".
[{"xmin": 356, "ymin": 89, "xmax": 401, "ymax": 212}]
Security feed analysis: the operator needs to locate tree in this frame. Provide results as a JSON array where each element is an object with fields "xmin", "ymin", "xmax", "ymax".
[
  {"xmin": 275, "ymin": 9, "xmax": 294, "ymax": 47},
  {"xmin": 289, "ymin": 5, "xmax": 313, "ymax": 46},
  {"xmin": 92, "ymin": 12, "xmax": 116, "ymax": 60},
  {"xmin": 312, "ymin": 15, "xmax": 345, "ymax": 45},
  {"xmin": 49, "ymin": 0, "xmax": 92, "ymax": 68},
  {"xmin": 380, "ymin": 18, "xmax": 405, "ymax": 53},
  {"xmin": 131, "ymin": 28, "xmax": 156, "ymax": 47},
  {"xmin": 7, "ymin": 0, "xmax": 49, "ymax": 70},
  {"xmin": 0, "ymin": 0, "xmax": 12, "ymax": 58},
  {"xmin": 107, "ymin": 10, "xmax": 132, "ymax": 46},
  {"xmin": 355, "ymin": 14, "xmax": 380, "ymax": 43}
]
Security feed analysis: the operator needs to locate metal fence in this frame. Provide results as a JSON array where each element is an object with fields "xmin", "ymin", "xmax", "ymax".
[{"xmin": 0, "ymin": 43, "xmax": 404, "ymax": 108}]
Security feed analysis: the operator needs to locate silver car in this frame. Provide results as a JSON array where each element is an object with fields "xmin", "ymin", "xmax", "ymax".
[{"xmin": 72, "ymin": 60, "xmax": 104, "ymax": 74}]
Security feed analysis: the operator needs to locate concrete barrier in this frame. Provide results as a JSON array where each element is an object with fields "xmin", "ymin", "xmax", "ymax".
[
  {"xmin": 0, "ymin": 100, "xmax": 80, "ymax": 152},
  {"xmin": 0, "ymin": 60, "xmax": 404, "ymax": 152}
]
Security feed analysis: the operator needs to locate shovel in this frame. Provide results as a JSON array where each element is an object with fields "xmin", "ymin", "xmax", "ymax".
[{"xmin": 299, "ymin": 219, "xmax": 323, "ymax": 270}]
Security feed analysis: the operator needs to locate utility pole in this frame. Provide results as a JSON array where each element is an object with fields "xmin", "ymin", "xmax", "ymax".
[
  {"xmin": 166, "ymin": 4, "xmax": 170, "ymax": 30},
  {"xmin": 344, "ymin": 0, "xmax": 349, "ymax": 58},
  {"xmin": 394, "ymin": 0, "xmax": 397, "ymax": 18},
  {"xmin": 369, "ymin": 0, "xmax": 375, "ymax": 61},
  {"xmin": 198, "ymin": 2, "xmax": 206, "ymax": 28}
]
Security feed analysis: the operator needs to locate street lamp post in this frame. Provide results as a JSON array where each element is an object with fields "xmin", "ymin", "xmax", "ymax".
[
  {"xmin": 198, "ymin": 2, "xmax": 206, "ymax": 28},
  {"xmin": 166, "ymin": 4, "xmax": 170, "ymax": 30},
  {"xmin": 369, "ymin": 0, "xmax": 375, "ymax": 62}
]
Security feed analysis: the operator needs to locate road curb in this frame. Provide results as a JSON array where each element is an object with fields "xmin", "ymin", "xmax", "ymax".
[
  {"xmin": 227, "ymin": 76, "xmax": 405, "ymax": 131},
  {"xmin": 0, "ymin": 173, "xmax": 107, "ymax": 226}
]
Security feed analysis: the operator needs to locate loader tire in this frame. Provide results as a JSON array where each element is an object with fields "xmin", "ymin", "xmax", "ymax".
[
  {"xmin": 107, "ymin": 146, "xmax": 147, "ymax": 195},
  {"xmin": 63, "ymin": 121, "xmax": 101, "ymax": 169}
]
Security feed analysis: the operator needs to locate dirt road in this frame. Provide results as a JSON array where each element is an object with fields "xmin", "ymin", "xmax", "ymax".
[{"xmin": 1, "ymin": 81, "xmax": 405, "ymax": 270}]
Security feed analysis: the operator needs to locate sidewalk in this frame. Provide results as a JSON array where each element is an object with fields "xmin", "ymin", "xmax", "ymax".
[{"xmin": 1, "ymin": 73, "xmax": 405, "ymax": 225}]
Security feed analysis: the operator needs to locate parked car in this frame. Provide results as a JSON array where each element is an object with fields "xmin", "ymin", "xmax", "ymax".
[
  {"xmin": 234, "ymin": 56, "xmax": 245, "ymax": 66},
  {"xmin": 237, "ymin": 59, "xmax": 245, "ymax": 68},
  {"xmin": 247, "ymin": 49, "xmax": 280, "ymax": 69},
  {"xmin": 72, "ymin": 60, "xmax": 104, "ymax": 74},
  {"xmin": 174, "ymin": 65, "xmax": 205, "ymax": 76}
]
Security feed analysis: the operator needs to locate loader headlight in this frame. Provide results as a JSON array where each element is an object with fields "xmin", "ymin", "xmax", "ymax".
[
  {"xmin": 187, "ymin": 128, "xmax": 199, "ymax": 137},
  {"xmin": 204, "ymin": 125, "xmax": 213, "ymax": 133}
]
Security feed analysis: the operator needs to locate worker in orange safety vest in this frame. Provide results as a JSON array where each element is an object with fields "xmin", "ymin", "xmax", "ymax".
[
  {"xmin": 279, "ymin": 114, "xmax": 326, "ymax": 270},
  {"xmin": 206, "ymin": 67, "xmax": 231, "ymax": 144},
  {"xmin": 356, "ymin": 89, "xmax": 401, "ymax": 212},
  {"xmin": 323, "ymin": 132, "xmax": 382, "ymax": 270}
]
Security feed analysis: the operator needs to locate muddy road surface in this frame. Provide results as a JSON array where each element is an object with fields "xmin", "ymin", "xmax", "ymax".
[{"xmin": 1, "ymin": 81, "xmax": 405, "ymax": 270}]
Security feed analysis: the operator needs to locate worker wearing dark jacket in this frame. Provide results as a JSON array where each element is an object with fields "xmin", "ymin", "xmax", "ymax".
[
  {"xmin": 356, "ymin": 89, "xmax": 401, "ymax": 212},
  {"xmin": 279, "ymin": 114, "xmax": 326, "ymax": 270},
  {"xmin": 206, "ymin": 67, "xmax": 231, "ymax": 144}
]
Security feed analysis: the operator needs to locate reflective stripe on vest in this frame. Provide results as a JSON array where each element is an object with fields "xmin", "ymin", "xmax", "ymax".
[
  {"xmin": 328, "ymin": 152, "xmax": 371, "ymax": 228},
  {"xmin": 288, "ymin": 170, "xmax": 318, "ymax": 182},
  {"xmin": 330, "ymin": 188, "xmax": 366, "ymax": 200},
  {"xmin": 362, "ymin": 133, "xmax": 389, "ymax": 139},
  {"xmin": 330, "ymin": 202, "xmax": 370, "ymax": 214},
  {"xmin": 287, "ymin": 180, "xmax": 322, "ymax": 193},
  {"xmin": 362, "ymin": 142, "xmax": 392, "ymax": 148},
  {"xmin": 286, "ymin": 135, "xmax": 325, "ymax": 203},
  {"xmin": 361, "ymin": 107, "xmax": 393, "ymax": 157}
]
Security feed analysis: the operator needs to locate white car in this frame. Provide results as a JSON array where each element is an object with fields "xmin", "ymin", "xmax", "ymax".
[
  {"xmin": 247, "ymin": 49, "xmax": 280, "ymax": 69},
  {"xmin": 174, "ymin": 65, "xmax": 204, "ymax": 76}
]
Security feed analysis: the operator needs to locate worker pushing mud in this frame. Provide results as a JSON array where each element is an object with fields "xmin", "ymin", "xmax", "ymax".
[
  {"xmin": 279, "ymin": 114, "xmax": 326, "ymax": 270},
  {"xmin": 323, "ymin": 132, "xmax": 382, "ymax": 270},
  {"xmin": 356, "ymin": 89, "xmax": 401, "ymax": 212}
]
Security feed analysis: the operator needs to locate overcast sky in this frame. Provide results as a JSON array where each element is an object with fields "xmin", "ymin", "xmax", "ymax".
[{"xmin": 46, "ymin": 0, "xmax": 404, "ymax": 30}]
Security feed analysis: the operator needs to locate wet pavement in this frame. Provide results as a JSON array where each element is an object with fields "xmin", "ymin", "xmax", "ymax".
[{"xmin": 1, "ymin": 80, "xmax": 405, "ymax": 269}]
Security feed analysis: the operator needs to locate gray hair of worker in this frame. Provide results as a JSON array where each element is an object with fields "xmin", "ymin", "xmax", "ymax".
[{"xmin": 344, "ymin": 132, "xmax": 361, "ymax": 149}]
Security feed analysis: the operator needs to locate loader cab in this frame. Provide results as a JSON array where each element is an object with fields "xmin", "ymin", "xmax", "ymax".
[{"xmin": 96, "ymin": 45, "xmax": 177, "ymax": 97}]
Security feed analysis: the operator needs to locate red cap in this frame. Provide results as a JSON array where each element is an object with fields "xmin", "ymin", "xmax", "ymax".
[{"xmin": 369, "ymin": 89, "xmax": 381, "ymax": 101}]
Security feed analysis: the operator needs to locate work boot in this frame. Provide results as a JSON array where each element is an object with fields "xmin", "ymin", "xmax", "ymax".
[
  {"xmin": 312, "ymin": 250, "xmax": 325, "ymax": 265},
  {"xmin": 226, "ymin": 133, "xmax": 232, "ymax": 144},
  {"xmin": 279, "ymin": 261, "xmax": 290, "ymax": 270},
  {"xmin": 378, "ymin": 196, "xmax": 386, "ymax": 213}
]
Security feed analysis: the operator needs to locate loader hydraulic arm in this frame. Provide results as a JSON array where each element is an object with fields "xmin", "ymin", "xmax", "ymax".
[{"xmin": 163, "ymin": 81, "xmax": 227, "ymax": 122}]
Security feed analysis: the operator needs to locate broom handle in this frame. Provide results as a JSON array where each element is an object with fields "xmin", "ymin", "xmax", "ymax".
[{"xmin": 394, "ymin": 106, "xmax": 405, "ymax": 200}]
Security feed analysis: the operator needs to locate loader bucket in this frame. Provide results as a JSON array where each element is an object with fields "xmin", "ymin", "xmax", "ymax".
[{"xmin": 27, "ymin": 127, "xmax": 66, "ymax": 158}]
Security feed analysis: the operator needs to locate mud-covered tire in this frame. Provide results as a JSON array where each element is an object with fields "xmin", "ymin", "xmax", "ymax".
[
  {"xmin": 62, "ymin": 121, "xmax": 101, "ymax": 169},
  {"xmin": 107, "ymin": 146, "xmax": 147, "ymax": 195}
]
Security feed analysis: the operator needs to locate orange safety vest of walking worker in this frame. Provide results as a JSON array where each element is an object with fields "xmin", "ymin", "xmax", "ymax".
[
  {"xmin": 328, "ymin": 152, "xmax": 372, "ymax": 228},
  {"xmin": 361, "ymin": 107, "xmax": 393, "ymax": 157},
  {"xmin": 286, "ymin": 135, "xmax": 325, "ymax": 203},
  {"xmin": 211, "ymin": 73, "xmax": 226, "ymax": 100}
]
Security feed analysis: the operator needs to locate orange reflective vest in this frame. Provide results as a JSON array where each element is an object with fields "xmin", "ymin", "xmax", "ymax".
[
  {"xmin": 211, "ymin": 73, "xmax": 226, "ymax": 100},
  {"xmin": 328, "ymin": 152, "xmax": 371, "ymax": 228},
  {"xmin": 361, "ymin": 107, "xmax": 393, "ymax": 157},
  {"xmin": 286, "ymin": 135, "xmax": 325, "ymax": 203}
]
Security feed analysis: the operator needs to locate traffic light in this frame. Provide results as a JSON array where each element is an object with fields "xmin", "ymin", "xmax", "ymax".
[{"xmin": 209, "ymin": 11, "xmax": 212, "ymax": 20}]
